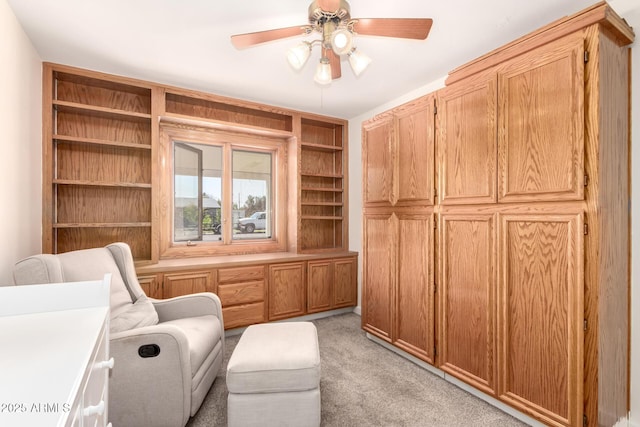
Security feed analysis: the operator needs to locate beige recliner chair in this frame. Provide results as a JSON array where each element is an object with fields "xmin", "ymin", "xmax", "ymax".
[{"xmin": 13, "ymin": 242, "xmax": 224, "ymax": 427}]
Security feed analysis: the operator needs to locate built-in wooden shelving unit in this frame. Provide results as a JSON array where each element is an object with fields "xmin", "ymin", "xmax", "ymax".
[{"xmin": 43, "ymin": 63, "xmax": 349, "ymax": 262}]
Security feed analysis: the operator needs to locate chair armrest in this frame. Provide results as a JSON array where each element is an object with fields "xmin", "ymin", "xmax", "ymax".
[
  {"xmin": 150, "ymin": 292, "xmax": 224, "ymax": 326},
  {"xmin": 109, "ymin": 324, "xmax": 191, "ymax": 427}
]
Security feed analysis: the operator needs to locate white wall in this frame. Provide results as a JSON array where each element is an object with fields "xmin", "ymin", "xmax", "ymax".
[
  {"xmin": 349, "ymin": 1, "xmax": 640, "ymax": 423},
  {"xmin": 0, "ymin": 0, "xmax": 42, "ymax": 285}
]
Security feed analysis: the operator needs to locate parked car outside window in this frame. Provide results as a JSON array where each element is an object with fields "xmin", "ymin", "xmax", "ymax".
[{"xmin": 237, "ymin": 211, "xmax": 266, "ymax": 233}]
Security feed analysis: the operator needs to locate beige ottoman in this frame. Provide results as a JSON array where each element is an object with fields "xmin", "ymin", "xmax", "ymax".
[{"xmin": 226, "ymin": 322, "xmax": 321, "ymax": 427}]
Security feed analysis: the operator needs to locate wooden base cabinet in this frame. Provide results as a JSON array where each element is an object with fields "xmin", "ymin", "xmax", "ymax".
[
  {"xmin": 137, "ymin": 253, "xmax": 358, "ymax": 329},
  {"xmin": 307, "ymin": 257, "xmax": 357, "ymax": 313},
  {"xmin": 362, "ymin": 4, "xmax": 632, "ymax": 426}
]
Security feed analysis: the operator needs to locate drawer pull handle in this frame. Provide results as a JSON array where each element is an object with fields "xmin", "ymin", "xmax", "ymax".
[
  {"xmin": 96, "ymin": 357, "xmax": 115, "ymax": 370},
  {"xmin": 82, "ymin": 400, "xmax": 105, "ymax": 417}
]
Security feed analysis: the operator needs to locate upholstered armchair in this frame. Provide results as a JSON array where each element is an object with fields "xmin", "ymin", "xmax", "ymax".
[{"xmin": 13, "ymin": 243, "xmax": 224, "ymax": 427}]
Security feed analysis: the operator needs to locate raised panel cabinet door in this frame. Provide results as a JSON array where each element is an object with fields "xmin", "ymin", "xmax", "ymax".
[
  {"xmin": 498, "ymin": 33, "xmax": 585, "ymax": 203},
  {"xmin": 137, "ymin": 274, "xmax": 163, "ymax": 299},
  {"xmin": 162, "ymin": 270, "xmax": 214, "ymax": 299},
  {"xmin": 307, "ymin": 260, "xmax": 333, "ymax": 313},
  {"xmin": 497, "ymin": 212, "xmax": 583, "ymax": 427},
  {"xmin": 394, "ymin": 213, "xmax": 435, "ymax": 363},
  {"xmin": 439, "ymin": 213, "xmax": 496, "ymax": 396},
  {"xmin": 362, "ymin": 213, "xmax": 397, "ymax": 342},
  {"xmin": 333, "ymin": 257, "xmax": 357, "ymax": 308},
  {"xmin": 438, "ymin": 77, "xmax": 497, "ymax": 204},
  {"xmin": 394, "ymin": 96, "xmax": 436, "ymax": 206},
  {"xmin": 362, "ymin": 113, "xmax": 395, "ymax": 206},
  {"xmin": 268, "ymin": 262, "xmax": 306, "ymax": 321}
]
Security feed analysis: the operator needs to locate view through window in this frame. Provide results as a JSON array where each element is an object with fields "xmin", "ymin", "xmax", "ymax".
[{"xmin": 173, "ymin": 141, "xmax": 273, "ymax": 243}]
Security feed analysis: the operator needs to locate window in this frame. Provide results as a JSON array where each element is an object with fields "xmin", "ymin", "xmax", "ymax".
[{"xmin": 160, "ymin": 125, "xmax": 287, "ymax": 257}]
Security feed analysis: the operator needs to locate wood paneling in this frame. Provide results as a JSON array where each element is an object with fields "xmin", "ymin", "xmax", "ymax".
[
  {"xmin": 394, "ymin": 213, "xmax": 434, "ymax": 362},
  {"xmin": 163, "ymin": 270, "xmax": 214, "ymax": 299},
  {"xmin": 498, "ymin": 33, "xmax": 584, "ymax": 203},
  {"xmin": 56, "ymin": 75, "xmax": 151, "ymax": 114},
  {"xmin": 438, "ymin": 77, "xmax": 497, "ymax": 205},
  {"xmin": 362, "ymin": 114, "xmax": 394, "ymax": 206},
  {"xmin": 268, "ymin": 262, "xmax": 305, "ymax": 320},
  {"xmin": 439, "ymin": 213, "xmax": 496, "ymax": 395},
  {"xmin": 498, "ymin": 213, "xmax": 583, "ymax": 426},
  {"xmin": 56, "ymin": 186, "xmax": 151, "ymax": 224},
  {"xmin": 362, "ymin": 213, "xmax": 396, "ymax": 341},
  {"xmin": 56, "ymin": 227, "xmax": 151, "ymax": 260},
  {"xmin": 165, "ymin": 92, "xmax": 293, "ymax": 132},
  {"xmin": 56, "ymin": 143, "xmax": 151, "ymax": 184}
]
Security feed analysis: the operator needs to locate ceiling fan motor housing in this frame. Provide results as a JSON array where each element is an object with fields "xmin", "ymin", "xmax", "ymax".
[{"xmin": 308, "ymin": 0, "xmax": 351, "ymax": 30}]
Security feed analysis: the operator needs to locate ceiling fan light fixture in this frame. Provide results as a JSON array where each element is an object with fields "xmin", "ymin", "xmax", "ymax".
[
  {"xmin": 287, "ymin": 41, "xmax": 312, "ymax": 70},
  {"xmin": 348, "ymin": 48, "xmax": 372, "ymax": 76},
  {"xmin": 314, "ymin": 57, "xmax": 332, "ymax": 85},
  {"xmin": 330, "ymin": 27, "xmax": 353, "ymax": 56}
]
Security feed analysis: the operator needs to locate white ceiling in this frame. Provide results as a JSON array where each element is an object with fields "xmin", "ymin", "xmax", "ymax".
[{"xmin": 7, "ymin": 0, "xmax": 637, "ymax": 119}]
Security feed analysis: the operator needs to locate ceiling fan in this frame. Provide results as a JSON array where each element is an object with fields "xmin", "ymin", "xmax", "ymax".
[{"xmin": 230, "ymin": 0, "xmax": 433, "ymax": 84}]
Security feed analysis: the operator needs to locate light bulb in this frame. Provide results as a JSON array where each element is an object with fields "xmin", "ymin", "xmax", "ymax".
[
  {"xmin": 314, "ymin": 57, "xmax": 332, "ymax": 85},
  {"xmin": 286, "ymin": 42, "xmax": 312, "ymax": 70}
]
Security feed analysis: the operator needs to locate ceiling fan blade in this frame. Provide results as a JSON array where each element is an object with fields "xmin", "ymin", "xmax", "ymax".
[
  {"xmin": 325, "ymin": 48, "xmax": 342, "ymax": 79},
  {"xmin": 231, "ymin": 25, "xmax": 311, "ymax": 49},
  {"xmin": 352, "ymin": 18, "xmax": 433, "ymax": 40}
]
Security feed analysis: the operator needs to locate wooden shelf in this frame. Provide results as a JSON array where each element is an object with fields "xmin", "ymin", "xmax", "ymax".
[
  {"xmin": 301, "ymin": 187, "xmax": 344, "ymax": 193},
  {"xmin": 301, "ymin": 142, "xmax": 343, "ymax": 152},
  {"xmin": 301, "ymin": 172, "xmax": 343, "ymax": 179},
  {"xmin": 54, "ymin": 222, "xmax": 152, "ymax": 228},
  {"xmin": 301, "ymin": 202, "xmax": 342, "ymax": 207},
  {"xmin": 53, "ymin": 179, "xmax": 152, "ymax": 189},
  {"xmin": 53, "ymin": 100, "xmax": 152, "ymax": 122},
  {"xmin": 53, "ymin": 134, "xmax": 152, "ymax": 150},
  {"xmin": 301, "ymin": 216, "xmax": 343, "ymax": 220}
]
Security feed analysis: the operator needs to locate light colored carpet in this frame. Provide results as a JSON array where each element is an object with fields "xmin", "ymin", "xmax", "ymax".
[{"xmin": 186, "ymin": 312, "xmax": 529, "ymax": 426}]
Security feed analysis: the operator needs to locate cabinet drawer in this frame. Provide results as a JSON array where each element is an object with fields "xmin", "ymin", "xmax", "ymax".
[
  {"xmin": 218, "ymin": 280, "xmax": 265, "ymax": 306},
  {"xmin": 223, "ymin": 302, "xmax": 266, "ymax": 329},
  {"xmin": 218, "ymin": 265, "xmax": 265, "ymax": 283}
]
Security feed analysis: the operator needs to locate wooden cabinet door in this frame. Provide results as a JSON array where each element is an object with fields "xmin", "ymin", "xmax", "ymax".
[
  {"xmin": 268, "ymin": 262, "xmax": 305, "ymax": 320},
  {"xmin": 163, "ymin": 270, "xmax": 214, "ymax": 299},
  {"xmin": 362, "ymin": 114, "xmax": 394, "ymax": 207},
  {"xmin": 394, "ymin": 213, "xmax": 435, "ymax": 363},
  {"xmin": 498, "ymin": 34, "xmax": 585, "ymax": 203},
  {"xmin": 138, "ymin": 274, "xmax": 163, "ymax": 299},
  {"xmin": 438, "ymin": 77, "xmax": 497, "ymax": 205},
  {"xmin": 439, "ymin": 213, "xmax": 496, "ymax": 395},
  {"xmin": 497, "ymin": 212, "xmax": 583, "ymax": 427},
  {"xmin": 394, "ymin": 96, "xmax": 435, "ymax": 206},
  {"xmin": 333, "ymin": 257, "xmax": 357, "ymax": 308},
  {"xmin": 307, "ymin": 260, "xmax": 332, "ymax": 313},
  {"xmin": 362, "ymin": 212, "xmax": 396, "ymax": 342}
]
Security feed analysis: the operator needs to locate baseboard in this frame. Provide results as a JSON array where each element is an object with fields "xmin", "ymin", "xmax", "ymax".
[
  {"xmin": 353, "ymin": 305, "xmax": 361, "ymax": 315},
  {"xmin": 366, "ymin": 333, "xmax": 545, "ymax": 427},
  {"xmin": 224, "ymin": 307, "xmax": 356, "ymax": 337}
]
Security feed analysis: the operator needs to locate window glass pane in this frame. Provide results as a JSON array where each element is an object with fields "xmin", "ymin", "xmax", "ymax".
[
  {"xmin": 232, "ymin": 150, "xmax": 272, "ymax": 240},
  {"xmin": 174, "ymin": 142, "xmax": 222, "ymax": 242}
]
